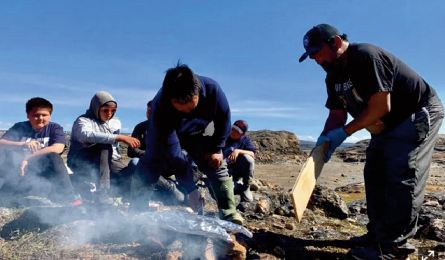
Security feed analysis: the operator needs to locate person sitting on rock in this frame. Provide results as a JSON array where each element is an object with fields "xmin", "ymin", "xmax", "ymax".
[
  {"xmin": 128, "ymin": 100, "xmax": 185, "ymax": 204},
  {"xmin": 0, "ymin": 97, "xmax": 81, "ymax": 206},
  {"xmin": 223, "ymin": 120, "xmax": 256, "ymax": 202},
  {"xmin": 132, "ymin": 64, "xmax": 244, "ymax": 225},
  {"xmin": 67, "ymin": 91, "xmax": 140, "ymax": 203}
]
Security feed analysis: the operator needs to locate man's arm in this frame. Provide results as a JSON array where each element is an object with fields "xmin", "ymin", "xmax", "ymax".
[
  {"xmin": 344, "ymin": 92, "xmax": 390, "ymax": 135},
  {"xmin": 127, "ymin": 123, "xmax": 146, "ymax": 158},
  {"xmin": 24, "ymin": 143, "xmax": 65, "ymax": 159},
  {"xmin": 321, "ymin": 109, "xmax": 348, "ymax": 135},
  {"xmin": 234, "ymin": 149, "xmax": 255, "ymax": 158},
  {"xmin": 0, "ymin": 139, "xmax": 42, "ymax": 153},
  {"xmin": 207, "ymin": 86, "xmax": 231, "ymax": 168}
]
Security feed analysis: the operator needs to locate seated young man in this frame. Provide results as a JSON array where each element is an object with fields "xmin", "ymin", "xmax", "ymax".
[
  {"xmin": 0, "ymin": 97, "xmax": 81, "ymax": 206},
  {"xmin": 223, "ymin": 120, "xmax": 256, "ymax": 202},
  {"xmin": 67, "ymin": 91, "xmax": 140, "ymax": 203}
]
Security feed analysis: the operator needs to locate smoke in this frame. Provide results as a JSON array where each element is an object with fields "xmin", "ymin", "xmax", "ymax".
[{"xmin": 0, "ymin": 145, "xmax": 249, "ymax": 258}]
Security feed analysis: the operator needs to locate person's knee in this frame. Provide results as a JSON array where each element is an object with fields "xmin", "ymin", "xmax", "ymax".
[
  {"xmin": 243, "ymin": 154, "xmax": 255, "ymax": 167},
  {"xmin": 129, "ymin": 158, "xmax": 139, "ymax": 167}
]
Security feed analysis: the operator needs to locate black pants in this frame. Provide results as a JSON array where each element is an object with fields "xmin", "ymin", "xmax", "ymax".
[
  {"xmin": 1, "ymin": 152, "xmax": 76, "ymax": 203},
  {"xmin": 228, "ymin": 154, "xmax": 255, "ymax": 183},
  {"xmin": 110, "ymin": 158, "xmax": 136, "ymax": 198},
  {"xmin": 364, "ymin": 97, "xmax": 444, "ymax": 246},
  {"xmin": 68, "ymin": 144, "xmax": 112, "ymax": 197}
]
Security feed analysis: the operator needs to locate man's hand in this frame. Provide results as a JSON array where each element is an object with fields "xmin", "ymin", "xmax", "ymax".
[
  {"xmin": 117, "ymin": 135, "xmax": 141, "ymax": 149},
  {"xmin": 324, "ymin": 127, "xmax": 349, "ymax": 162},
  {"xmin": 205, "ymin": 152, "xmax": 223, "ymax": 169},
  {"xmin": 227, "ymin": 149, "xmax": 240, "ymax": 164},
  {"xmin": 23, "ymin": 140, "xmax": 42, "ymax": 153},
  {"xmin": 19, "ymin": 160, "xmax": 28, "ymax": 176}
]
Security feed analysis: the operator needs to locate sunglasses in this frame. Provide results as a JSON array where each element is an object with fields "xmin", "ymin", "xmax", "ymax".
[{"xmin": 101, "ymin": 108, "xmax": 117, "ymax": 113}]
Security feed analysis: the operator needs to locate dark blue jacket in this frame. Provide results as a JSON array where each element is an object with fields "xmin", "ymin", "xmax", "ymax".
[
  {"xmin": 223, "ymin": 136, "xmax": 256, "ymax": 158},
  {"xmin": 146, "ymin": 75, "xmax": 231, "ymax": 163}
]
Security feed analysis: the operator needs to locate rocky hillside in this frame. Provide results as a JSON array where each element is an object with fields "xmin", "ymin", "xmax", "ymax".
[{"xmin": 337, "ymin": 135, "xmax": 445, "ymax": 163}]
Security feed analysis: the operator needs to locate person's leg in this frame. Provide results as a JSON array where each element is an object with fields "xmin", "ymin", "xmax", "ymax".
[
  {"xmin": 130, "ymin": 155, "xmax": 163, "ymax": 210},
  {"xmin": 378, "ymin": 106, "xmax": 443, "ymax": 247},
  {"xmin": 185, "ymin": 137, "xmax": 243, "ymax": 224},
  {"xmin": 352, "ymin": 105, "xmax": 444, "ymax": 260},
  {"xmin": 68, "ymin": 144, "xmax": 112, "ymax": 200},
  {"xmin": 110, "ymin": 158, "xmax": 133, "ymax": 198},
  {"xmin": 231, "ymin": 154, "xmax": 254, "ymax": 202},
  {"xmin": 29, "ymin": 153, "xmax": 78, "ymax": 203},
  {"xmin": 361, "ymin": 136, "xmax": 385, "ymax": 244},
  {"xmin": 0, "ymin": 151, "xmax": 23, "ymax": 202}
]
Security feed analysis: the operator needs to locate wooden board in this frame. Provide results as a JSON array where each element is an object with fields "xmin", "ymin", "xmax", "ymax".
[{"xmin": 290, "ymin": 144, "xmax": 327, "ymax": 222}]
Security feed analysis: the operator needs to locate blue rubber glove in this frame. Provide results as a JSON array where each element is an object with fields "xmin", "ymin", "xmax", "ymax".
[{"xmin": 324, "ymin": 127, "xmax": 349, "ymax": 162}]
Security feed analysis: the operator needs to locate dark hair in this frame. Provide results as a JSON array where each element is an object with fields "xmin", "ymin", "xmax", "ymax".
[
  {"xmin": 162, "ymin": 64, "xmax": 201, "ymax": 103},
  {"xmin": 26, "ymin": 97, "xmax": 53, "ymax": 114},
  {"xmin": 327, "ymin": 33, "xmax": 348, "ymax": 44},
  {"xmin": 147, "ymin": 100, "xmax": 153, "ymax": 107}
]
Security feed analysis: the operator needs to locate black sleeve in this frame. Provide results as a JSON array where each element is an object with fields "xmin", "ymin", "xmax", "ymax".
[{"xmin": 127, "ymin": 123, "xmax": 146, "ymax": 158}]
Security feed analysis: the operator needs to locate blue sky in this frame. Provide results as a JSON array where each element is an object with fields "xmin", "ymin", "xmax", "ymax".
[{"xmin": 0, "ymin": 1, "xmax": 444, "ymax": 142}]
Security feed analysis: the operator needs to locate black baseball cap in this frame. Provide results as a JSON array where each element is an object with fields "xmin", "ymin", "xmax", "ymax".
[{"xmin": 298, "ymin": 24, "xmax": 340, "ymax": 62}]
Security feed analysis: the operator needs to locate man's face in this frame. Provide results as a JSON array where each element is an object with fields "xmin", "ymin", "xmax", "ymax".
[
  {"xmin": 99, "ymin": 103, "xmax": 117, "ymax": 122},
  {"xmin": 309, "ymin": 43, "xmax": 338, "ymax": 71},
  {"xmin": 27, "ymin": 107, "xmax": 51, "ymax": 131},
  {"xmin": 171, "ymin": 95, "xmax": 199, "ymax": 114},
  {"xmin": 230, "ymin": 127, "xmax": 243, "ymax": 140}
]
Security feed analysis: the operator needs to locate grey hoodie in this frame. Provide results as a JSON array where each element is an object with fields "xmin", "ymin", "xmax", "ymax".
[{"xmin": 68, "ymin": 91, "xmax": 122, "ymax": 160}]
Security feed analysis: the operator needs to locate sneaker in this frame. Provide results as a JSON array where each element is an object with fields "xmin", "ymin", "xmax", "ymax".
[
  {"xmin": 71, "ymin": 198, "xmax": 83, "ymax": 206},
  {"xmin": 69, "ymin": 194, "xmax": 83, "ymax": 206},
  {"xmin": 349, "ymin": 243, "xmax": 416, "ymax": 260}
]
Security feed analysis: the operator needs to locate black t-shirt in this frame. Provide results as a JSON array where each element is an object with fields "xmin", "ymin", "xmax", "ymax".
[{"xmin": 325, "ymin": 43, "xmax": 437, "ymax": 129}]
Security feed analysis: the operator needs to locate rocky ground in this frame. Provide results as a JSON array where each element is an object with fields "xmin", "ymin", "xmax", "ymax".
[{"xmin": 0, "ymin": 131, "xmax": 444, "ymax": 259}]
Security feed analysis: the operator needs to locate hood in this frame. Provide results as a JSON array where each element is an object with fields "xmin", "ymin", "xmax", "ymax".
[{"xmin": 86, "ymin": 91, "xmax": 117, "ymax": 121}]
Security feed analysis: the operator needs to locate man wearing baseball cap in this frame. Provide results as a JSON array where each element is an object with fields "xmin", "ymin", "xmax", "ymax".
[
  {"xmin": 299, "ymin": 23, "xmax": 443, "ymax": 259},
  {"xmin": 223, "ymin": 120, "xmax": 256, "ymax": 202}
]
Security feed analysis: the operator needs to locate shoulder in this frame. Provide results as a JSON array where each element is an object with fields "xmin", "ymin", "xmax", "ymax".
[
  {"xmin": 10, "ymin": 121, "xmax": 30, "ymax": 129},
  {"xmin": 44, "ymin": 122, "xmax": 64, "ymax": 135},
  {"xmin": 47, "ymin": 122, "xmax": 63, "ymax": 129},
  {"xmin": 199, "ymin": 75, "xmax": 223, "ymax": 95},
  {"xmin": 108, "ymin": 118, "xmax": 121, "ymax": 129},
  {"xmin": 349, "ymin": 43, "xmax": 394, "ymax": 62},
  {"xmin": 75, "ymin": 115, "xmax": 94, "ymax": 124},
  {"xmin": 135, "ymin": 120, "xmax": 147, "ymax": 129},
  {"xmin": 5, "ymin": 121, "xmax": 31, "ymax": 134},
  {"xmin": 241, "ymin": 135, "xmax": 253, "ymax": 143}
]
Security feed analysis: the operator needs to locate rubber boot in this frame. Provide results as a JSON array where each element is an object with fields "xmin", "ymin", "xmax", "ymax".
[
  {"xmin": 209, "ymin": 178, "xmax": 244, "ymax": 225},
  {"xmin": 240, "ymin": 177, "xmax": 253, "ymax": 202}
]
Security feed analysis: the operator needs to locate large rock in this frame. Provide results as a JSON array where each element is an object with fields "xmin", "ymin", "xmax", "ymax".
[
  {"xmin": 308, "ymin": 186, "xmax": 350, "ymax": 220},
  {"xmin": 417, "ymin": 192, "xmax": 445, "ymax": 242},
  {"xmin": 248, "ymin": 130, "xmax": 306, "ymax": 163}
]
